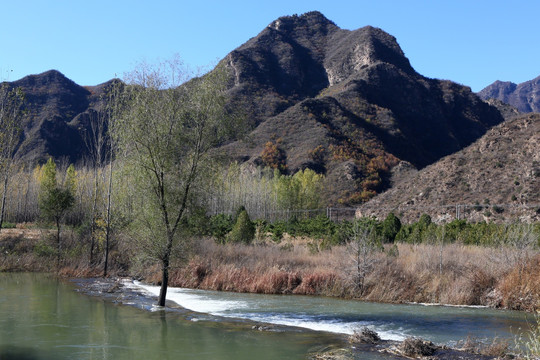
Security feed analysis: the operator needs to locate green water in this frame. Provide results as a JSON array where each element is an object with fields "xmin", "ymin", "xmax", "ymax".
[
  {"xmin": 0, "ymin": 273, "xmax": 341, "ymax": 360},
  {"xmin": 0, "ymin": 273, "xmax": 533, "ymax": 360}
]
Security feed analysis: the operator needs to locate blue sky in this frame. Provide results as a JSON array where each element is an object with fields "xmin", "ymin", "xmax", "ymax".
[{"xmin": 1, "ymin": 0, "xmax": 538, "ymax": 91}]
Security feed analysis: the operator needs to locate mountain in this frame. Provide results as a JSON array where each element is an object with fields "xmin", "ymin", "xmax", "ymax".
[
  {"xmin": 3, "ymin": 70, "xmax": 112, "ymax": 164},
  {"xmin": 478, "ymin": 75, "xmax": 540, "ymax": 113},
  {"xmin": 358, "ymin": 113, "xmax": 540, "ymax": 222},
  {"xmin": 5, "ymin": 12, "xmax": 506, "ymax": 205},
  {"xmin": 220, "ymin": 11, "xmax": 504, "ymax": 203}
]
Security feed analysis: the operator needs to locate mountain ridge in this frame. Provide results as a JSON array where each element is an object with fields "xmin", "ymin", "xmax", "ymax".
[
  {"xmin": 5, "ymin": 11, "xmax": 508, "ymax": 205},
  {"xmin": 219, "ymin": 11, "xmax": 504, "ymax": 203},
  {"xmin": 359, "ymin": 113, "xmax": 540, "ymax": 222},
  {"xmin": 479, "ymin": 75, "xmax": 540, "ymax": 113}
]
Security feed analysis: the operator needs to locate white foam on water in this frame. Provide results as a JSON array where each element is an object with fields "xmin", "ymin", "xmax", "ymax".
[
  {"xmin": 133, "ymin": 282, "xmax": 249, "ymax": 313},
  {"xmin": 408, "ymin": 302, "xmax": 488, "ymax": 309},
  {"xmin": 131, "ymin": 281, "xmax": 408, "ymax": 341},
  {"xmin": 225, "ymin": 312, "xmax": 407, "ymax": 341}
]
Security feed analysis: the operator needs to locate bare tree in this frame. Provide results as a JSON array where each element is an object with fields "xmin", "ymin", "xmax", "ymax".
[
  {"xmin": 82, "ymin": 108, "xmax": 108, "ymax": 264},
  {"xmin": 347, "ymin": 221, "xmax": 380, "ymax": 296},
  {"xmin": 505, "ymin": 224, "xmax": 538, "ymax": 279},
  {"xmin": 0, "ymin": 83, "xmax": 24, "ymax": 230},
  {"xmin": 103, "ymin": 80, "xmax": 125, "ymax": 277},
  {"xmin": 114, "ymin": 58, "xmax": 238, "ymax": 306}
]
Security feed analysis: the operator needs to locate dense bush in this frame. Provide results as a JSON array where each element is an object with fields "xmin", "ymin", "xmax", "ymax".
[
  {"xmin": 208, "ymin": 214, "xmax": 234, "ymax": 243},
  {"xmin": 396, "ymin": 215, "xmax": 540, "ymax": 247},
  {"xmin": 206, "ymin": 210, "xmax": 539, "ymax": 250}
]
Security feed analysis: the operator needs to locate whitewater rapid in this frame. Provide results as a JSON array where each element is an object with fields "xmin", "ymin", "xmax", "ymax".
[{"xmin": 129, "ymin": 281, "xmax": 408, "ymax": 341}]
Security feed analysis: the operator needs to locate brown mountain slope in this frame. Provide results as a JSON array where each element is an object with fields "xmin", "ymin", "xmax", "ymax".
[
  {"xmin": 358, "ymin": 114, "xmax": 540, "ymax": 222},
  {"xmin": 221, "ymin": 11, "xmax": 504, "ymax": 204},
  {"xmin": 479, "ymin": 75, "xmax": 540, "ymax": 113},
  {"xmin": 5, "ymin": 12, "xmax": 505, "ymax": 206},
  {"xmin": 4, "ymin": 70, "xmax": 112, "ymax": 164}
]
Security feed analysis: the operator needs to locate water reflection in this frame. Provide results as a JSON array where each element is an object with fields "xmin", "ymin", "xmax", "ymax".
[
  {"xmin": 0, "ymin": 346, "xmax": 42, "ymax": 360},
  {"xmin": 0, "ymin": 273, "xmax": 342, "ymax": 360}
]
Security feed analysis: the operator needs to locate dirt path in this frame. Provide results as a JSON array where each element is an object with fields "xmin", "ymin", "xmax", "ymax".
[{"xmin": 0, "ymin": 228, "xmax": 51, "ymax": 241}]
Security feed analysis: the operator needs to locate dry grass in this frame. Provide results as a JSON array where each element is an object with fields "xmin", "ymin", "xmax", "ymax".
[
  {"xmin": 4, "ymin": 226, "xmax": 538, "ymax": 311},
  {"xmin": 154, "ymin": 239, "xmax": 540, "ymax": 311},
  {"xmin": 398, "ymin": 337, "xmax": 437, "ymax": 357},
  {"xmin": 458, "ymin": 335, "xmax": 510, "ymax": 358}
]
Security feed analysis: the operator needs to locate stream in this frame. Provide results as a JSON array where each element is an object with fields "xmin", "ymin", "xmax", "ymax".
[
  {"xmin": 133, "ymin": 281, "xmax": 532, "ymax": 347},
  {"xmin": 0, "ymin": 273, "xmax": 534, "ymax": 359}
]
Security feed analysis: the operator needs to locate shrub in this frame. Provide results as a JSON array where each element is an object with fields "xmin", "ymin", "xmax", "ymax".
[
  {"xmin": 418, "ymin": 213, "xmax": 432, "ymax": 228},
  {"xmin": 267, "ymin": 221, "xmax": 286, "ymax": 242},
  {"xmin": 293, "ymin": 215, "xmax": 335, "ymax": 240},
  {"xmin": 399, "ymin": 338, "xmax": 437, "ymax": 357},
  {"xmin": 33, "ymin": 240, "xmax": 56, "ymax": 257},
  {"xmin": 209, "ymin": 214, "xmax": 233, "ymax": 243},
  {"xmin": 260, "ymin": 140, "xmax": 287, "ymax": 172},
  {"xmin": 518, "ymin": 313, "xmax": 539, "ymax": 359},
  {"xmin": 185, "ymin": 207, "xmax": 211, "ymax": 236}
]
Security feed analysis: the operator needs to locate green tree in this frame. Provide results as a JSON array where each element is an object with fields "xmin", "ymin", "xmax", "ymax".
[
  {"xmin": 0, "ymin": 83, "xmax": 24, "ymax": 231},
  {"xmin": 38, "ymin": 158, "xmax": 75, "ymax": 268},
  {"xmin": 273, "ymin": 168, "xmax": 324, "ymax": 211},
  {"xmin": 418, "ymin": 213, "xmax": 432, "ymax": 229},
  {"xmin": 380, "ymin": 212, "xmax": 401, "ymax": 243},
  {"xmin": 114, "ymin": 58, "xmax": 239, "ymax": 306},
  {"xmin": 226, "ymin": 208, "xmax": 255, "ymax": 244}
]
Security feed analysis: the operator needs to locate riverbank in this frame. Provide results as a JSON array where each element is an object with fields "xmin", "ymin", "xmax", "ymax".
[
  {"xmin": 1, "ymin": 228, "xmax": 539, "ymax": 312},
  {"xmin": 138, "ymin": 238, "xmax": 540, "ymax": 312}
]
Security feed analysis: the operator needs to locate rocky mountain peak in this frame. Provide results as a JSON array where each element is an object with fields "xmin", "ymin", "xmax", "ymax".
[
  {"xmin": 267, "ymin": 11, "xmax": 337, "ymax": 32},
  {"xmin": 6, "ymin": 12, "xmax": 509, "ymax": 208},
  {"xmin": 324, "ymin": 25, "xmax": 414, "ymax": 86},
  {"xmin": 479, "ymin": 75, "xmax": 540, "ymax": 113},
  {"xmin": 14, "ymin": 69, "xmax": 84, "ymax": 90}
]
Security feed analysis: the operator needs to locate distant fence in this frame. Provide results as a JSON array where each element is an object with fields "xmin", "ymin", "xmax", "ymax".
[
  {"xmin": 208, "ymin": 207, "xmax": 358, "ymax": 222},
  {"xmin": 209, "ymin": 203, "xmax": 540, "ymax": 224}
]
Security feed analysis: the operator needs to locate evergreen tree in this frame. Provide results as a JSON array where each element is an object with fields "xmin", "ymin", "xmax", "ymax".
[
  {"xmin": 381, "ymin": 212, "xmax": 401, "ymax": 243},
  {"xmin": 227, "ymin": 208, "xmax": 255, "ymax": 244}
]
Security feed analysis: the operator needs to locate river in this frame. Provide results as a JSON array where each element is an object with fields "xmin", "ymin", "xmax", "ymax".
[
  {"xmin": 134, "ymin": 281, "xmax": 532, "ymax": 346},
  {"xmin": 0, "ymin": 273, "xmax": 533, "ymax": 359}
]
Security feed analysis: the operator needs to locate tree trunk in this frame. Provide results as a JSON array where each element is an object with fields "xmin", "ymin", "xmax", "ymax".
[
  {"xmin": 56, "ymin": 217, "xmax": 61, "ymax": 271},
  {"xmin": 158, "ymin": 253, "xmax": 170, "ymax": 307},
  {"xmin": 158, "ymin": 226, "xmax": 176, "ymax": 306},
  {"xmin": 103, "ymin": 160, "xmax": 113, "ymax": 277},
  {"xmin": 0, "ymin": 170, "xmax": 9, "ymax": 231},
  {"xmin": 89, "ymin": 168, "xmax": 99, "ymax": 265}
]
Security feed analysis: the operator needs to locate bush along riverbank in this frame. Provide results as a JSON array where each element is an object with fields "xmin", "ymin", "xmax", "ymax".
[
  {"xmin": 1, "ymin": 215, "xmax": 539, "ymax": 358},
  {"xmin": 1, "ymin": 214, "xmax": 539, "ymax": 312},
  {"xmin": 134, "ymin": 213, "xmax": 539, "ymax": 313},
  {"xmin": 139, "ymin": 238, "xmax": 539, "ymax": 312}
]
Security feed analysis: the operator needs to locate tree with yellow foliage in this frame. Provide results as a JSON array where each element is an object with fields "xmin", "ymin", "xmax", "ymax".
[{"xmin": 38, "ymin": 158, "xmax": 76, "ymax": 269}]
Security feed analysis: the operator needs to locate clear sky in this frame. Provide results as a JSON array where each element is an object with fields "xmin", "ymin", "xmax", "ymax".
[{"xmin": 1, "ymin": 0, "xmax": 538, "ymax": 92}]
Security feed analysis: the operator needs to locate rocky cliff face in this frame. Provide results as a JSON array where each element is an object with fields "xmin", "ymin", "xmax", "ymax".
[
  {"xmin": 221, "ymin": 11, "xmax": 504, "ymax": 203},
  {"xmin": 358, "ymin": 114, "xmax": 540, "ymax": 222},
  {"xmin": 5, "ymin": 70, "xmax": 113, "ymax": 164},
  {"xmin": 479, "ymin": 75, "xmax": 540, "ymax": 113}
]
